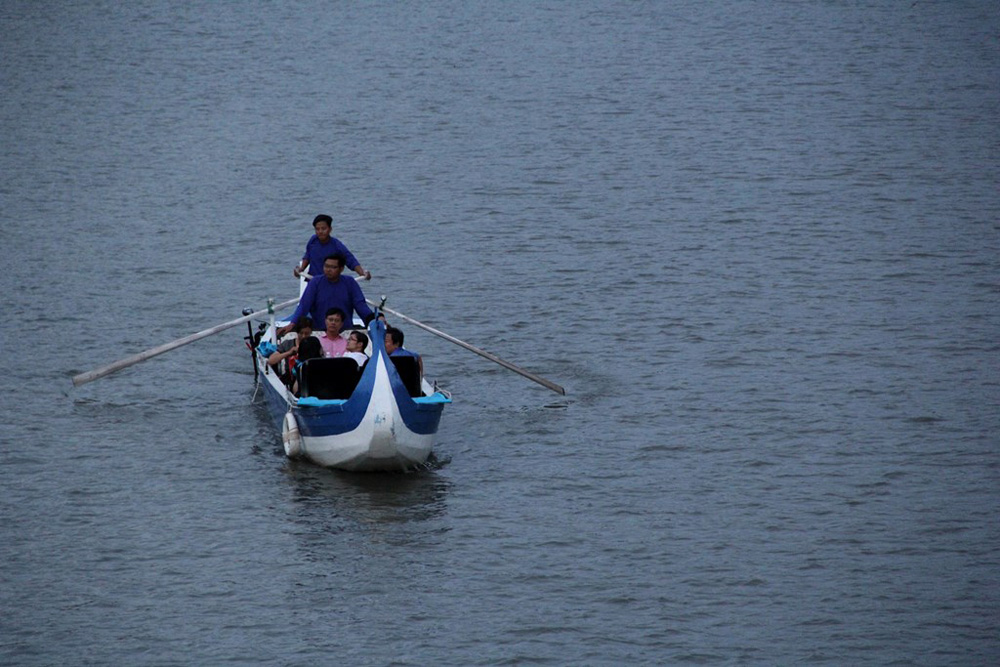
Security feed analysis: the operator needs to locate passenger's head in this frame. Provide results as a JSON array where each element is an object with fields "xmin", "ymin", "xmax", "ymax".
[
  {"xmin": 294, "ymin": 317, "xmax": 313, "ymax": 336},
  {"xmin": 298, "ymin": 335, "xmax": 323, "ymax": 362},
  {"xmin": 347, "ymin": 331, "xmax": 368, "ymax": 353},
  {"xmin": 312, "ymin": 214, "xmax": 332, "ymax": 241},
  {"xmin": 324, "ymin": 308, "xmax": 346, "ymax": 334},
  {"xmin": 322, "ymin": 253, "xmax": 346, "ymax": 279},
  {"xmin": 385, "ymin": 326, "xmax": 404, "ymax": 354}
]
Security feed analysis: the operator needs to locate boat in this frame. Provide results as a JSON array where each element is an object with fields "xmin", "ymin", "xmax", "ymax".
[
  {"xmin": 248, "ymin": 309, "xmax": 452, "ymax": 472},
  {"xmin": 72, "ymin": 278, "xmax": 562, "ymax": 468}
]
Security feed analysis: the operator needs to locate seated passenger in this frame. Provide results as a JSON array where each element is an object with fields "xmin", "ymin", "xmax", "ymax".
[
  {"xmin": 318, "ymin": 307, "xmax": 348, "ymax": 358},
  {"xmin": 343, "ymin": 331, "xmax": 369, "ymax": 366},
  {"xmin": 385, "ymin": 326, "xmax": 423, "ymax": 378},
  {"xmin": 291, "ymin": 336, "xmax": 323, "ymax": 396},
  {"xmin": 267, "ymin": 317, "xmax": 313, "ymax": 383}
]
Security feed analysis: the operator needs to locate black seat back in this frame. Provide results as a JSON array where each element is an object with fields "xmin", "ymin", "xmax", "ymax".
[
  {"xmin": 390, "ymin": 355, "xmax": 422, "ymax": 397},
  {"xmin": 299, "ymin": 358, "xmax": 361, "ymax": 400}
]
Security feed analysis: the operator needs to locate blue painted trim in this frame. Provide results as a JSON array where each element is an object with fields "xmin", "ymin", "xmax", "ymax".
[
  {"xmin": 293, "ymin": 340, "xmax": 376, "ymax": 437},
  {"xmin": 260, "ymin": 373, "xmax": 291, "ymax": 430},
  {"xmin": 373, "ymin": 317, "xmax": 446, "ymax": 435},
  {"xmin": 383, "ymin": 356, "xmax": 445, "ymax": 434},
  {"xmin": 261, "ymin": 314, "xmax": 447, "ymax": 439},
  {"xmin": 413, "ymin": 394, "xmax": 452, "ymax": 405},
  {"xmin": 296, "ymin": 396, "xmax": 347, "ymax": 408}
]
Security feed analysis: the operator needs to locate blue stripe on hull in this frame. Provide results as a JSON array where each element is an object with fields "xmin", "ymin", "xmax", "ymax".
[
  {"xmin": 293, "ymin": 319, "xmax": 446, "ymax": 438},
  {"xmin": 381, "ymin": 348, "xmax": 446, "ymax": 435},
  {"xmin": 261, "ymin": 371, "xmax": 291, "ymax": 429},
  {"xmin": 292, "ymin": 352, "xmax": 446, "ymax": 437},
  {"xmin": 294, "ymin": 349, "xmax": 377, "ymax": 437},
  {"xmin": 254, "ymin": 315, "xmax": 448, "ymax": 469}
]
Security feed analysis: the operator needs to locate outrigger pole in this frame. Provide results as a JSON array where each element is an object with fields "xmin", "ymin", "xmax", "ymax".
[
  {"xmin": 71, "ymin": 297, "xmax": 300, "ymax": 387},
  {"xmin": 371, "ymin": 299, "xmax": 566, "ymax": 396}
]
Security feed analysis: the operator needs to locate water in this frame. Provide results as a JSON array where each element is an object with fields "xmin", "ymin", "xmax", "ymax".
[{"xmin": 2, "ymin": 1, "xmax": 998, "ymax": 664}]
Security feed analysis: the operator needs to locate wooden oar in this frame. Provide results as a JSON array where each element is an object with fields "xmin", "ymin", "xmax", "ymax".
[
  {"xmin": 72, "ymin": 297, "xmax": 300, "ymax": 387},
  {"xmin": 370, "ymin": 299, "xmax": 566, "ymax": 395}
]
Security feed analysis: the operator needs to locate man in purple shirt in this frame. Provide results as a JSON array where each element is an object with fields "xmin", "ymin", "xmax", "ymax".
[
  {"xmin": 293, "ymin": 214, "xmax": 371, "ymax": 280},
  {"xmin": 278, "ymin": 254, "xmax": 375, "ymax": 337}
]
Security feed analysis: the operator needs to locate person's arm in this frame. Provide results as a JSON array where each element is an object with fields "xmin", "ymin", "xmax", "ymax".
[
  {"xmin": 348, "ymin": 277, "xmax": 375, "ymax": 324},
  {"xmin": 267, "ymin": 341, "xmax": 297, "ymax": 366},
  {"xmin": 294, "ymin": 235, "xmax": 317, "ymax": 277},
  {"xmin": 333, "ymin": 239, "xmax": 367, "ymax": 279}
]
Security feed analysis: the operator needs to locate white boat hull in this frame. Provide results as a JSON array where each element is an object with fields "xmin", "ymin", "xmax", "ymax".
[{"xmin": 254, "ymin": 316, "xmax": 449, "ymax": 472}]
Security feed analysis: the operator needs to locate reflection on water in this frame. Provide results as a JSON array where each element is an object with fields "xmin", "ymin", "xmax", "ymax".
[
  {"xmin": 277, "ymin": 462, "xmax": 452, "ymax": 568},
  {"xmin": 249, "ymin": 391, "xmax": 452, "ymax": 565},
  {"xmin": 283, "ymin": 459, "xmax": 451, "ymax": 526}
]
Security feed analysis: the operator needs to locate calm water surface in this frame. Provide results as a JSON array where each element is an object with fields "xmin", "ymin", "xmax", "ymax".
[{"xmin": 2, "ymin": 1, "xmax": 998, "ymax": 664}]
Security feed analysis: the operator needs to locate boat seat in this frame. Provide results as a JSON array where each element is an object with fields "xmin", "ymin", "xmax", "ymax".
[
  {"xmin": 390, "ymin": 356, "xmax": 423, "ymax": 398},
  {"xmin": 299, "ymin": 358, "xmax": 361, "ymax": 400}
]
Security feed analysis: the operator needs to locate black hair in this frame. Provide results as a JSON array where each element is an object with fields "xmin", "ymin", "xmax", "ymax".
[
  {"xmin": 351, "ymin": 331, "xmax": 369, "ymax": 348},
  {"xmin": 324, "ymin": 307, "xmax": 347, "ymax": 321},
  {"xmin": 322, "ymin": 252, "xmax": 346, "ymax": 269},
  {"xmin": 386, "ymin": 326, "xmax": 404, "ymax": 347},
  {"xmin": 297, "ymin": 336, "xmax": 323, "ymax": 361},
  {"xmin": 294, "ymin": 317, "xmax": 313, "ymax": 332},
  {"xmin": 312, "ymin": 214, "xmax": 333, "ymax": 227}
]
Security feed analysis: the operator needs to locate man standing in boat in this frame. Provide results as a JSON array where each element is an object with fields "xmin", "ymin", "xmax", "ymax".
[
  {"xmin": 278, "ymin": 253, "xmax": 375, "ymax": 337},
  {"xmin": 293, "ymin": 214, "xmax": 372, "ymax": 280}
]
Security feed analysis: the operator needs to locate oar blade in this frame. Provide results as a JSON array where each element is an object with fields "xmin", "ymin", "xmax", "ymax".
[
  {"xmin": 371, "ymin": 301, "xmax": 566, "ymax": 395},
  {"xmin": 71, "ymin": 296, "xmax": 300, "ymax": 387}
]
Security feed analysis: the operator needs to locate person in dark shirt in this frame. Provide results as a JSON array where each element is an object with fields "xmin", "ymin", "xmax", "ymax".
[
  {"xmin": 278, "ymin": 253, "xmax": 375, "ymax": 337},
  {"xmin": 290, "ymin": 336, "xmax": 323, "ymax": 396},
  {"xmin": 267, "ymin": 317, "xmax": 314, "ymax": 383},
  {"xmin": 385, "ymin": 326, "xmax": 423, "ymax": 379},
  {"xmin": 293, "ymin": 214, "xmax": 371, "ymax": 280}
]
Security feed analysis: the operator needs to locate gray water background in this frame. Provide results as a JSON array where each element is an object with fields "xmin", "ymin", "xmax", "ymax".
[{"xmin": 2, "ymin": 1, "xmax": 998, "ymax": 664}]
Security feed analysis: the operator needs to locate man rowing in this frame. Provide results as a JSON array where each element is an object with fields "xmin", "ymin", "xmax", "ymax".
[
  {"xmin": 277, "ymin": 253, "xmax": 375, "ymax": 338},
  {"xmin": 293, "ymin": 214, "xmax": 372, "ymax": 280}
]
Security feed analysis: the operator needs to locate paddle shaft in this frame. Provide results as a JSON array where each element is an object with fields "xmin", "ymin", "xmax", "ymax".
[
  {"xmin": 302, "ymin": 274, "xmax": 563, "ymax": 394},
  {"xmin": 71, "ymin": 297, "xmax": 300, "ymax": 386},
  {"xmin": 371, "ymin": 301, "xmax": 566, "ymax": 395}
]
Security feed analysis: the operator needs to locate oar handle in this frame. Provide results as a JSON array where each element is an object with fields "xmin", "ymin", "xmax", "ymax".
[{"xmin": 300, "ymin": 272, "xmax": 372, "ymax": 281}]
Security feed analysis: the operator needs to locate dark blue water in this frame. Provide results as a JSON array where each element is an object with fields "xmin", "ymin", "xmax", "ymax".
[{"xmin": 3, "ymin": 1, "xmax": 998, "ymax": 664}]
